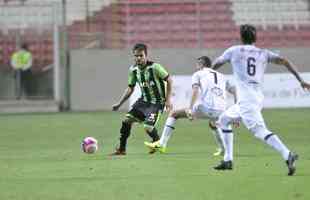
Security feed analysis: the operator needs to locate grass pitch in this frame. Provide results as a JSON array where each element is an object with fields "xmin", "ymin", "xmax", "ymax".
[{"xmin": 0, "ymin": 108, "xmax": 309, "ymax": 200}]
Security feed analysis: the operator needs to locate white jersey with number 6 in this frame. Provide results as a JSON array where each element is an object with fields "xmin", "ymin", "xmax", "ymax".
[{"xmin": 214, "ymin": 45, "xmax": 280, "ymax": 105}]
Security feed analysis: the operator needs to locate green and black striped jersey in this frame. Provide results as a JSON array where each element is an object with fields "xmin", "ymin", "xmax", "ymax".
[{"xmin": 128, "ymin": 61, "xmax": 169, "ymax": 105}]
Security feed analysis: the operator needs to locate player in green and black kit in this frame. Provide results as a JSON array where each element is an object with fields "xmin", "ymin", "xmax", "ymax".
[{"xmin": 111, "ymin": 43, "xmax": 173, "ymax": 155}]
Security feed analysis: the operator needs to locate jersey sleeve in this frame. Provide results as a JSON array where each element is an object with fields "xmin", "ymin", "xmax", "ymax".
[
  {"xmin": 225, "ymin": 78, "xmax": 235, "ymax": 91},
  {"xmin": 213, "ymin": 46, "xmax": 234, "ymax": 65},
  {"xmin": 191, "ymin": 72, "xmax": 200, "ymax": 87},
  {"xmin": 10, "ymin": 52, "xmax": 19, "ymax": 69},
  {"xmin": 265, "ymin": 49, "xmax": 281, "ymax": 63},
  {"xmin": 128, "ymin": 68, "xmax": 137, "ymax": 88},
  {"xmin": 154, "ymin": 63, "xmax": 169, "ymax": 80}
]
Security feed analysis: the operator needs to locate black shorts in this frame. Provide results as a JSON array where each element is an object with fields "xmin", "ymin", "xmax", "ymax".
[{"xmin": 127, "ymin": 98, "xmax": 164, "ymax": 126}]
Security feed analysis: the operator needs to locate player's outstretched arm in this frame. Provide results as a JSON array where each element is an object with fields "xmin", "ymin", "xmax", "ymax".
[
  {"xmin": 112, "ymin": 87, "xmax": 134, "ymax": 111},
  {"xmin": 212, "ymin": 48, "xmax": 232, "ymax": 70},
  {"xmin": 228, "ymin": 85, "xmax": 237, "ymax": 104},
  {"xmin": 271, "ymin": 57, "xmax": 310, "ymax": 90},
  {"xmin": 212, "ymin": 61, "xmax": 226, "ymax": 70},
  {"xmin": 165, "ymin": 76, "xmax": 173, "ymax": 112},
  {"xmin": 187, "ymin": 84, "xmax": 199, "ymax": 120},
  {"xmin": 300, "ymin": 81, "xmax": 310, "ymax": 90}
]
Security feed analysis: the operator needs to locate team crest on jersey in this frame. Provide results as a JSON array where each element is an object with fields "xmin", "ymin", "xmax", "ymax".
[
  {"xmin": 211, "ymin": 87, "xmax": 223, "ymax": 96},
  {"xmin": 141, "ymin": 81, "xmax": 155, "ymax": 87},
  {"xmin": 148, "ymin": 113, "xmax": 156, "ymax": 122},
  {"xmin": 141, "ymin": 82, "xmax": 149, "ymax": 87}
]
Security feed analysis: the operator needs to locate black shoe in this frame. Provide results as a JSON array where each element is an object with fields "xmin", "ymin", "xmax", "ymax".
[
  {"xmin": 286, "ymin": 152, "xmax": 298, "ymax": 176},
  {"xmin": 148, "ymin": 148, "xmax": 157, "ymax": 154},
  {"xmin": 214, "ymin": 160, "xmax": 233, "ymax": 170}
]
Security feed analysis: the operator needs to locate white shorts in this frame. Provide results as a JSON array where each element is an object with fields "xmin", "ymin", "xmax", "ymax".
[
  {"xmin": 221, "ymin": 103, "xmax": 267, "ymax": 130},
  {"xmin": 192, "ymin": 103, "xmax": 224, "ymax": 121}
]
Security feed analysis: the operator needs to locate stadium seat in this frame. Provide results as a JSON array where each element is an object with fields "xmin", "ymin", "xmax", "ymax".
[{"xmin": 2, "ymin": 0, "xmax": 309, "ymax": 50}]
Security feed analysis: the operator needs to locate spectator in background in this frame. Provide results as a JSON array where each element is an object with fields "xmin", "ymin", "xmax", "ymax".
[{"xmin": 10, "ymin": 43, "xmax": 33, "ymax": 99}]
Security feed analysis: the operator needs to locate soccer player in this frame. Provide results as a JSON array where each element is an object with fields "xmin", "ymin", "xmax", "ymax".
[
  {"xmin": 144, "ymin": 56, "xmax": 236, "ymax": 155},
  {"xmin": 111, "ymin": 43, "xmax": 173, "ymax": 156},
  {"xmin": 212, "ymin": 24, "xmax": 310, "ymax": 175}
]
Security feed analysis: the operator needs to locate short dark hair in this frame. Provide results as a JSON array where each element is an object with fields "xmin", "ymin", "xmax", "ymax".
[
  {"xmin": 240, "ymin": 24, "xmax": 256, "ymax": 44},
  {"xmin": 197, "ymin": 56, "xmax": 211, "ymax": 68},
  {"xmin": 21, "ymin": 43, "xmax": 29, "ymax": 50},
  {"xmin": 132, "ymin": 43, "xmax": 147, "ymax": 55}
]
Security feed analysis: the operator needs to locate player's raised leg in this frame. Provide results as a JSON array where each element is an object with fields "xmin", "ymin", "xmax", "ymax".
[
  {"xmin": 247, "ymin": 117, "xmax": 298, "ymax": 176},
  {"xmin": 144, "ymin": 109, "xmax": 188, "ymax": 153},
  {"xmin": 142, "ymin": 105, "xmax": 163, "ymax": 154},
  {"xmin": 143, "ymin": 125, "xmax": 160, "ymax": 154},
  {"xmin": 209, "ymin": 121, "xmax": 225, "ymax": 156}
]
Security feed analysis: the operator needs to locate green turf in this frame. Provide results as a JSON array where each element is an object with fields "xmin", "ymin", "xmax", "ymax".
[{"xmin": 0, "ymin": 109, "xmax": 309, "ymax": 200}]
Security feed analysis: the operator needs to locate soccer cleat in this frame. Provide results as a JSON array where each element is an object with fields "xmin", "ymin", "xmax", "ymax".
[
  {"xmin": 213, "ymin": 148, "xmax": 224, "ymax": 156},
  {"xmin": 214, "ymin": 160, "xmax": 233, "ymax": 170},
  {"xmin": 109, "ymin": 148, "xmax": 126, "ymax": 156},
  {"xmin": 148, "ymin": 148, "xmax": 157, "ymax": 154},
  {"xmin": 144, "ymin": 141, "xmax": 167, "ymax": 154},
  {"xmin": 158, "ymin": 146, "xmax": 167, "ymax": 154},
  {"xmin": 144, "ymin": 141, "xmax": 160, "ymax": 153},
  {"xmin": 144, "ymin": 141, "xmax": 160, "ymax": 148},
  {"xmin": 286, "ymin": 152, "xmax": 298, "ymax": 176}
]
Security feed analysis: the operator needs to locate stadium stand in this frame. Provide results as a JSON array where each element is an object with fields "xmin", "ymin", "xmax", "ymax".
[
  {"xmin": 0, "ymin": 0, "xmax": 113, "ymax": 70},
  {"xmin": 231, "ymin": 0, "xmax": 310, "ymax": 28},
  {"xmin": 99, "ymin": 0, "xmax": 310, "ymax": 48},
  {"xmin": 230, "ymin": 0, "xmax": 310, "ymax": 47},
  {"xmin": 0, "ymin": 0, "xmax": 112, "ymax": 25}
]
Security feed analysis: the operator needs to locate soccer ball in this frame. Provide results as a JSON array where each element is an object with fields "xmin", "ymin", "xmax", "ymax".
[{"xmin": 81, "ymin": 137, "xmax": 98, "ymax": 154}]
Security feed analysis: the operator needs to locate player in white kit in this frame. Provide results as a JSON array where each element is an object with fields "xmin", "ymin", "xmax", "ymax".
[
  {"xmin": 212, "ymin": 24, "xmax": 310, "ymax": 175},
  {"xmin": 144, "ymin": 56, "xmax": 236, "ymax": 155}
]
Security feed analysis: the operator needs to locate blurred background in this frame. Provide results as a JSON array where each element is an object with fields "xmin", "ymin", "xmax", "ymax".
[{"xmin": 0, "ymin": 0, "xmax": 310, "ymax": 113}]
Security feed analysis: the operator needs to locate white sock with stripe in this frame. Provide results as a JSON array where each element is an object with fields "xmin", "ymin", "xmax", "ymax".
[
  {"xmin": 265, "ymin": 134, "xmax": 290, "ymax": 160},
  {"xmin": 212, "ymin": 128, "xmax": 225, "ymax": 151},
  {"xmin": 159, "ymin": 117, "xmax": 176, "ymax": 148},
  {"xmin": 222, "ymin": 129, "xmax": 233, "ymax": 161}
]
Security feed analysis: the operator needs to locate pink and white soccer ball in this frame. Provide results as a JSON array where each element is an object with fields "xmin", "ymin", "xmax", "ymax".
[{"xmin": 81, "ymin": 137, "xmax": 98, "ymax": 154}]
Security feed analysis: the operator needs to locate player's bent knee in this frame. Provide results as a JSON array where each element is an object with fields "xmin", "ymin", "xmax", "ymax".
[
  {"xmin": 123, "ymin": 116, "xmax": 135, "ymax": 124},
  {"xmin": 218, "ymin": 115, "xmax": 232, "ymax": 130},
  {"xmin": 209, "ymin": 121, "xmax": 217, "ymax": 130},
  {"xmin": 169, "ymin": 111, "xmax": 178, "ymax": 118},
  {"xmin": 250, "ymin": 125, "xmax": 272, "ymax": 141}
]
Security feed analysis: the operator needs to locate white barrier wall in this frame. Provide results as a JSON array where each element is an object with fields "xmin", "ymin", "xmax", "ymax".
[
  {"xmin": 130, "ymin": 73, "xmax": 310, "ymax": 109},
  {"xmin": 263, "ymin": 73, "xmax": 310, "ymax": 108}
]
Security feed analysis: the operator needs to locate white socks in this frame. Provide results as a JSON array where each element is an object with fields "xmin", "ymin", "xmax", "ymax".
[
  {"xmin": 159, "ymin": 117, "xmax": 176, "ymax": 148},
  {"xmin": 222, "ymin": 131, "xmax": 233, "ymax": 162},
  {"xmin": 252, "ymin": 126, "xmax": 290, "ymax": 160},
  {"xmin": 265, "ymin": 134, "xmax": 290, "ymax": 160},
  {"xmin": 212, "ymin": 128, "xmax": 225, "ymax": 151}
]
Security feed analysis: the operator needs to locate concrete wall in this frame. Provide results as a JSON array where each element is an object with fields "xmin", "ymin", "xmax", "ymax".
[
  {"xmin": 0, "ymin": 69, "xmax": 15, "ymax": 99},
  {"xmin": 70, "ymin": 47, "xmax": 310, "ymax": 111}
]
